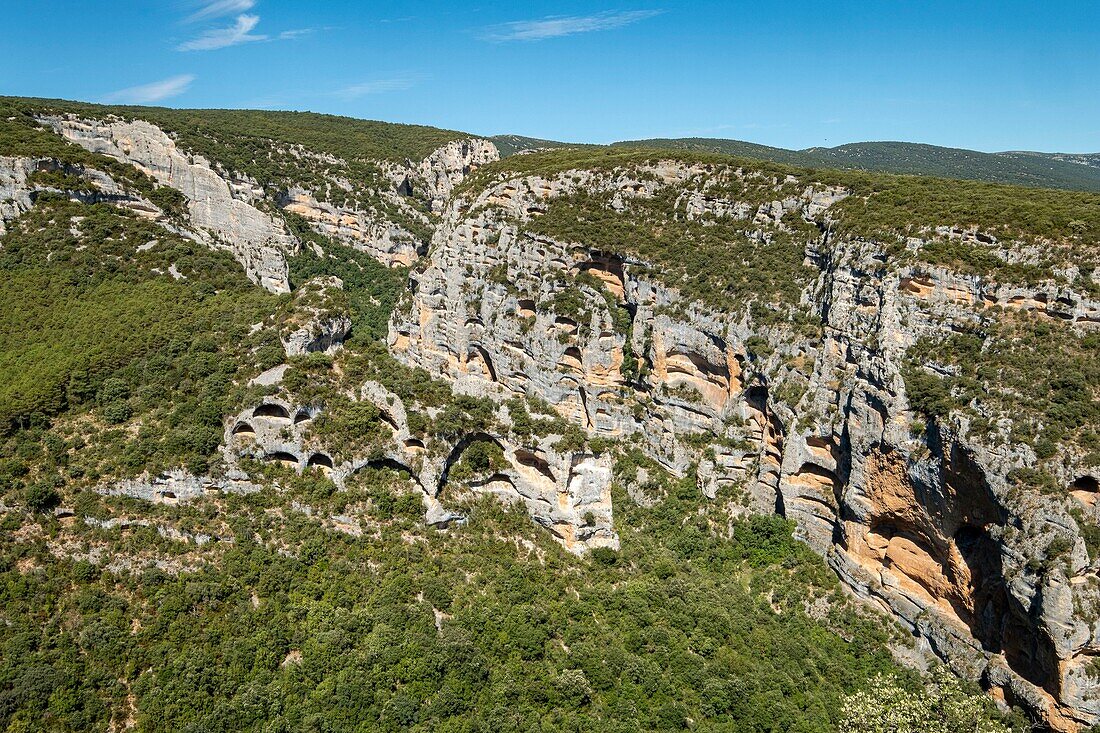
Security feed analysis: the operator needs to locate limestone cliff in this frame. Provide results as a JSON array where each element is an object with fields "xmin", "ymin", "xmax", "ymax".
[
  {"xmin": 389, "ymin": 159, "xmax": 1100, "ymax": 729},
  {"xmin": 39, "ymin": 115, "xmax": 297, "ymax": 293},
  {"xmin": 6, "ymin": 101, "xmax": 1098, "ymax": 730}
]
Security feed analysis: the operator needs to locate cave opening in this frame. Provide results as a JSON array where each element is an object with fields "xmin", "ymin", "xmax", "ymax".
[
  {"xmin": 953, "ymin": 524, "xmax": 1057, "ymax": 692},
  {"xmin": 254, "ymin": 403, "xmax": 291, "ymax": 420},
  {"xmin": 307, "ymin": 453, "xmax": 334, "ymax": 470},
  {"xmin": 1072, "ymin": 475, "xmax": 1098, "ymax": 493},
  {"xmin": 265, "ymin": 451, "xmax": 299, "ymax": 466}
]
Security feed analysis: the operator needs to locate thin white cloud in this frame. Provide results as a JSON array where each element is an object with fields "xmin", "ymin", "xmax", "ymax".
[
  {"xmin": 186, "ymin": 0, "xmax": 256, "ymax": 23},
  {"xmin": 103, "ymin": 74, "xmax": 196, "ymax": 104},
  {"xmin": 482, "ymin": 9, "xmax": 662, "ymax": 42},
  {"xmin": 333, "ymin": 75, "xmax": 421, "ymax": 100},
  {"xmin": 178, "ymin": 13, "xmax": 266, "ymax": 51},
  {"xmin": 277, "ymin": 28, "xmax": 313, "ymax": 40}
]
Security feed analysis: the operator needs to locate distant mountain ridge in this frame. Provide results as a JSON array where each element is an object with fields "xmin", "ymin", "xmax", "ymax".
[{"xmin": 610, "ymin": 137, "xmax": 1100, "ymax": 193}]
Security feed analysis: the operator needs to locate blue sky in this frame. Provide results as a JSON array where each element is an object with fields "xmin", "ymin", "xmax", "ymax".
[{"xmin": 2, "ymin": 0, "xmax": 1097, "ymax": 152}]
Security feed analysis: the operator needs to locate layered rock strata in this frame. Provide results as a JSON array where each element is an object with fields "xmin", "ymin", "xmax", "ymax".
[{"xmin": 390, "ymin": 161, "xmax": 1100, "ymax": 729}]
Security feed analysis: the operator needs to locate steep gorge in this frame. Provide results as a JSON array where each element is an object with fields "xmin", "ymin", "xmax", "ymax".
[
  {"xmin": 2, "ymin": 102, "xmax": 1098, "ymax": 730},
  {"xmin": 388, "ymin": 156, "xmax": 1100, "ymax": 729}
]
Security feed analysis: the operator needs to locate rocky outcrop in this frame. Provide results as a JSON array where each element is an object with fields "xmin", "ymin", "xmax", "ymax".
[
  {"xmin": 276, "ymin": 138, "xmax": 499, "ymax": 265},
  {"xmin": 279, "ymin": 276, "xmax": 352, "ymax": 356},
  {"xmin": 1, "ymin": 156, "xmax": 41, "ymax": 233},
  {"xmin": 410, "ymin": 138, "xmax": 499, "ymax": 213},
  {"xmin": 0, "ymin": 155, "xmax": 160, "ymax": 234},
  {"xmin": 38, "ymin": 115, "xmax": 296, "ymax": 292},
  {"xmin": 98, "ymin": 469, "xmax": 262, "ymax": 504},
  {"xmin": 389, "ymin": 160, "xmax": 1100, "ymax": 729},
  {"xmin": 11, "ymin": 117, "xmax": 500, "ymax": 283},
  {"xmin": 221, "ymin": 384, "xmax": 617, "ymax": 554},
  {"xmin": 280, "ymin": 187, "xmax": 424, "ymax": 266}
]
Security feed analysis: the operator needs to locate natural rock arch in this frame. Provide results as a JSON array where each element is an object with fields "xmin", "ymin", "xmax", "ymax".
[
  {"xmin": 264, "ymin": 451, "xmax": 299, "ymax": 467},
  {"xmin": 466, "ymin": 345, "xmax": 497, "ymax": 382},
  {"xmin": 254, "ymin": 403, "xmax": 291, "ymax": 420},
  {"xmin": 349, "ymin": 457, "xmax": 425, "ymax": 492},
  {"xmin": 307, "ymin": 453, "xmax": 334, "ymax": 470},
  {"xmin": 438, "ymin": 433, "xmax": 506, "ymax": 492}
]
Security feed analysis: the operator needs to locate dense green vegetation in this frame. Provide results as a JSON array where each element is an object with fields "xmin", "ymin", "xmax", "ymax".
[
  {"xmin": 0, "ymin": 102, "xmax": 187, "ymax": 218},
  {"xmin": 903, "ymin": 312, "xmax": 1100, "ymax": 467},
  {"xmin": 0, "ymin": 196, "xmax": 276, "ymax": 479},
  {"xmin": 488, "ymin": 134, "xmax": 586, "ymax": 157},
  {"xmin": 1, "ymin": 97, "xmax": 464, "ymax": 164},
  {"xmin": 471, "ymin": 147, "xmax": 1100, "ymax": 275},
  {"xmin": 1, "ymin": 97, "xmax": 461, "ymax": 238},
  {"xmin": 524, "ymin": 188, "xmax": 817, "ymax": 321},
  {"xmin": 839, "ymin": 669, "xmax": 1021, "ymax": 733},
  {"xmin": 284, "ymin": 213, "xmax": 406, "ymax": 344},
  {"xmin": 1, "ymin": 448, "xmax": 1018, "ymax": 733},
  {"xmin": 831, "ymin": 173, "xmax": 1100, "ymax": 261}
]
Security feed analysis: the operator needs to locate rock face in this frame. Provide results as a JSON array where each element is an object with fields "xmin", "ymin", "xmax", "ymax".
[
  {"xmin": 98, "ymin": 469, "xmax": 262, "ymax": 505},
  {"xmin": 0, "ymin": 157, "xmax": 40, "ymax": 233},
  {"xmin": 389, "ymin": 160, "xmax": 1100, "ymax": 729},
  {"xmin": 413, "ymin": 138, "xmax": 500, "ymax": 213},
  {"xmin": 0, "ymin": 155, "xmax": 160, "ymax": 234},
  {"xmin": 221, "ymin": 386, "xmax": 618, "ymax": 554},
  {"xmin": 280, "ymin": 187, "xmax": 424, "ymax": 267},
  {"xmin": 39, "ymin": 115, "xmax": 296, "ymax": 293},
  {"xmin": 33, "ymin": 114, "xmax": 499, "ymax": 275}
]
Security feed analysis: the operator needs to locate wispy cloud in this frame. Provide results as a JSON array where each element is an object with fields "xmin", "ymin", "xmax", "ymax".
[
  {"xmin": 178, "ymin": 13, "xmax": 265, "ymax": 51},
  {"xmin": 333, "ymin": 75, "xmax": 421, "ymax": 100},
  {"xmin": 277, "ymin": 28, "xmax": 313, "ymax": 40},
  {"xmin": 482, "ymin": 9, "xmax": 662, "ymax": 42},
  {"xmin": 186, "ymin": 0, "xmax": 255, "ymax": 23},
  {"xmin": 103, "ymin": 74, "xmax": 196, "ymax": 104}
]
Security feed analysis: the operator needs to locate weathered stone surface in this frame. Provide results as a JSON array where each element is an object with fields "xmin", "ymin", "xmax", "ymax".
[
  {"xmin": 280, "ymin": 187, "xmax": 424, "ymax": 267},
  {"xmin": 39, "ymin": 115, "xmax": 296, "ymax": 292},
  {"xmin": 389, "ymin": 159, "xmax": 1100, "ymax": 729},
  {"xmin": 220, "ymin": 383, "xmax": 617, "ymax": 554},
  {"xmin": 0, "ymin": 155, "xmax": 161, "ymax": 234},
  {"xmin": 98, "ymin": 469, "xmax": 262, "ymax": 504},
  {"xmin": 413, "ymin": 138, "xmax": 499, "ymax": 213}
]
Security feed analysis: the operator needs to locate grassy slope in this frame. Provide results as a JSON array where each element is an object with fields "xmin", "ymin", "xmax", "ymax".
[
  {"xmin": 613, "ymin": 137, "xmax": 1100, "ymax": 193},
  {"xmin": 473, "ymin": 146, "xmax": 1100, "ymax": 262},
  {"xmin": 1, "ymin": 96, "xmax": 468, "ymax": 163}
]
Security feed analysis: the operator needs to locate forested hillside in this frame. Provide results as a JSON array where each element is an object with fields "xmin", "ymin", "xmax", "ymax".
[
  {"xmin": 612, "ymin": 137, "xmax": 1100, "ymax": 192},
  {"xmin": 0, "ymin": 98, "xmax": 1094, "ymax": 732}
]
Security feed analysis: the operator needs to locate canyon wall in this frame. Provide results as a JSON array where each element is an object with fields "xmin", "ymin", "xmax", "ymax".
[
  {"xmin": 9, "ymin": 110, "xmax": 1098, "ymax": 729},
  {"xmin": 389, "ymin": 161, "xmax": 1100, "ymax": 730}
]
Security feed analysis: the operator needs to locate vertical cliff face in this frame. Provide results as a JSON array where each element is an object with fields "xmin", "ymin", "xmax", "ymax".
[
  {"xmin": 389, "ymin": 159, "xmax": 1100, "ymax": 729},
  {"xmin": 39, "ymin": 116, "xmax": 298, "ymax": 293},
  {"xmin": 28, "ymin": 113, "xmax": 502, "ymax": 285}
]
